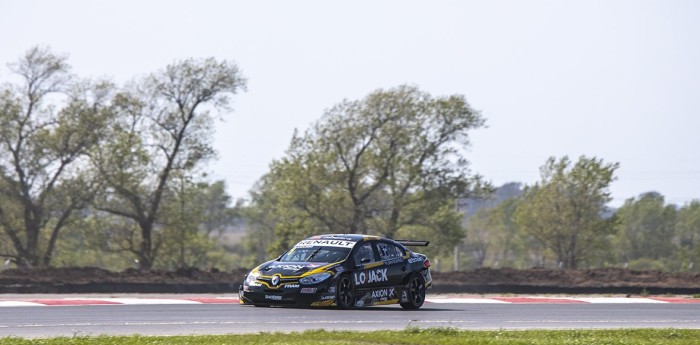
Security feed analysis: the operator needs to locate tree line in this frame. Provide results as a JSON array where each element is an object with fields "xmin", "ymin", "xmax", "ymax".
[
  {"xmin": 1, "ymin": 47, "xmax": 698, "ymax": 272},
  {"xmin": 0, "ymin": 46, "xmax": 245, "ymax": 269},
  {"xmin": 463, "ymin": 164, "xmax": 700, "ymax": 272}
]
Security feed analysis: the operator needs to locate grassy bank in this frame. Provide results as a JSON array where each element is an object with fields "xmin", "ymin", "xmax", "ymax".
[{"xmin": 2, "ymin": 328, "xmax": 700, "ymax": 345}]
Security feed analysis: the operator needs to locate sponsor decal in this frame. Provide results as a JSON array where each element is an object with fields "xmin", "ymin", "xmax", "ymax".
[
  {"xmin": 284, "ymin": 284, "xmax": 300, "ymax": 289},
  {"xmin": 248, "ymin": 281, "xmax": 262, "ymax": 287},
  {"xmin": 408, "ymin": 257, "xmax": 424, "ymax": 264},
  {"xmin": 353, "ymin": 268, "xmax": 388, "ymax": 285},
  {"xmin": 328, "ymin": 287, "xmax": 336, "ymax": 293},
  {"xmin": 295, "ymin": 239, "xmax": 356, "ymax": 248},
  {"xmin": 300, "ymin": 287, "xmax": 317, "ymax": 293},
  {"xmin": 401, "ymin": 290, "xmax": 409, "ymax": 303},
  {"xmin": 265, "ymin": 295, "xmax": 282, "ymax": 301},
  {"xmin": 321, "ymin": 294, "xmax": 335, "ymax": 300},
  {"xmin": 371, "ymin": 288, "xmax": 395, "ymax": 299},
  {"xmin": 270, "ymin": 264, "xmax": 306, "ymax": 271},
  {"xmin": 384, "ymin": 258, "xmax": 403, "ymax": 265},
  {"xmin": 355, "ymin": 300, "xmax": 365, "ymax": 307}
]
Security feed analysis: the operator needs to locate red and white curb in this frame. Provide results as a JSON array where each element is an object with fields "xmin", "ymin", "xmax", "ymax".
[
  {"xmin": 0, "ymin": 297, "xmax": 240, "ymax": 307},
  {"xmin": 427, "ymin": 296, "xmax": 700, "ymax": 304},
  {"xmin": 1, "ymin": 296, "xmax": 699, "ymax": 307}
]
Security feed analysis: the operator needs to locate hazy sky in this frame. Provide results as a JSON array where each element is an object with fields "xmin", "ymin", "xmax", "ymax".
[{"xmin": 2, "ymin": 1, "xmax": 699, "ymax": 207}]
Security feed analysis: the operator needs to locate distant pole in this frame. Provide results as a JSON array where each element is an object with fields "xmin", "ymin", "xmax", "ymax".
[{"xmin": 453, "ymin": 245, "xmax": 460, "ymax": 271}]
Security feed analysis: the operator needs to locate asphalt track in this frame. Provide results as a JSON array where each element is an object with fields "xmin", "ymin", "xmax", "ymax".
[{"xmin": 1, "ymin": 296, "xmax": 699, "ymax": 338}]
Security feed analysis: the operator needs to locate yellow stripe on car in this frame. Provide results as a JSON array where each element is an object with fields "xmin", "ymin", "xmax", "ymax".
[
  {"xmin": 362, "ymin": 261, "xmax": 384, "ymax": 269},
  {"xmin": 374, "ymin": 299, "xmax": 399, "ymax": 306},
  {"xmin": 256, "ymin": 261, "xmax": 343, "ymax": 281},
  {"xmin": 310, "ymin": 300, "xmax": 336, "ymax": 307}
]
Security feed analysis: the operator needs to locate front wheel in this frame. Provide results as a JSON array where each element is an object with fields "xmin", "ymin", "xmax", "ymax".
[
  {"xmin": 336, "ymin": 274, "xmax": 355, "ymax": 309},
  {"xmin": 400, "ymin": 273, "xmax": 426, "ymax": 310}
]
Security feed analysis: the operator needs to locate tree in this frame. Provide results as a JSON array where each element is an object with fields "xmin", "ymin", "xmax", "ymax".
[
  {"xmin": 515, "ymin": 156, "xmax": 619, "ymax": 269},
  {"xmin": 196, "ymin": 180, "xmax": 237, "ymax": 237},
  {"xmin": 463, "ymin": 208, "xmax": 491, "ymax": 267},
  {"xmin": 238, "ymin": 176, "xmax": 290, "ymax": 264},
  {"xmin": 48, "ymin": 180, "xmax": 239, "ymax": 270},
  {"xmin": 91, "ymin": 57, "xmax": 246, "ymax": 270},
  {"xmin": 675, "ymin": 200, "xmax": 700, "ymax": 271},
  {"xmin": 615, "ymin": 192, "xmax": 677, "ymax": 266},
  {"xmin": 0, "ymin": 46, "xmax": 113, "ymax": 267},
  {"xmin": 156, "ymin": 178, "xmax": 236, "ymax": 269},
  {"xmin": 464, "ymin": 197, "xmax": 526, "ymax": 268},
  {"xmin": 252, "ymin": 85, "xmax": 485, "ymax": 255}
]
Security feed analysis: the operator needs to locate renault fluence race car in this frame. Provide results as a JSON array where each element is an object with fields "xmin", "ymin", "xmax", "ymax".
[{"xmin": 239, "ymin": 234, "xmax": 432, "ymax": 309}]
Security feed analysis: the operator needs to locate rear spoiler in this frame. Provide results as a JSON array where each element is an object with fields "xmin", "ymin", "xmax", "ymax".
[{"xmin": 394, "ymin": 240, "xmax": 430, "ymax": 247}]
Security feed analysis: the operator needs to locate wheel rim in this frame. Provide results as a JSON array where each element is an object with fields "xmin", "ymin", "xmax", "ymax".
[
  {"xmin": 409, "ymin": 276, "xmax": 425, "ymax": 305},
  {"xmin": 338, "ymin": 276, "xmax": 353, "ymax": 307}
]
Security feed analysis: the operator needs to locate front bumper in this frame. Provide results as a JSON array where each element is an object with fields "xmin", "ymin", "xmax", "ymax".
[
  {"xmin": 239, "ymin": 290, "xmax": 337, "ymax": 307},
  {"xmin": 239, "ymin": 281, "xmax": 337, "ymax": 307}
]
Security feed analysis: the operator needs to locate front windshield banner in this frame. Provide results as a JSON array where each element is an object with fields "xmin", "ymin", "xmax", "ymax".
[{"xmin": 294, "ymin": 239, "xmax": 356, "ymax": 248}]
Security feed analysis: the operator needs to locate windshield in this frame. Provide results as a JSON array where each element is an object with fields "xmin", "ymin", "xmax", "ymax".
[{"xmin": 279, "ymin": 246, "xmax": 351, "ymax": 263}]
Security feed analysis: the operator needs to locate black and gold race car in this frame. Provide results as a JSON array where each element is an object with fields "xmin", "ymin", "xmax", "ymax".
[{"xmin": 239, "ymin": 234, "xmax": 432, "ymax": 309}]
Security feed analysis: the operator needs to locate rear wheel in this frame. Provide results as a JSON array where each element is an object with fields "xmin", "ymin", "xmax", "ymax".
[
  {"xmin": 336, "ymin": 274, "xmax": 355, "ymax": 309},
  {"xmin": 400, "ymin": 273, "xmax": 426, "ymax": 310}
]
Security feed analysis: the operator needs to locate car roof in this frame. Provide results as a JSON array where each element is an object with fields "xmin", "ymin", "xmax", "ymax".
[{"xmin": 304, "ymin": 234, "xmax": 381, "ymax": 243}]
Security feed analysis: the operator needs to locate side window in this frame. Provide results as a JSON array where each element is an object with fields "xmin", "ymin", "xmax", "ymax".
[
  {"xmin": 353, "ymin": 242, "xmax": 376, "ymax": 265},
  {"xmin": 376, "ymin": 242, "xmax": 403, "ymax": 261}
]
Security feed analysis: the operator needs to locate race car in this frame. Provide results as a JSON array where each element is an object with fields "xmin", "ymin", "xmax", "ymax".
[{"xmin": 239, "ymin": 234, "xmax": 432, "ymax": 309}]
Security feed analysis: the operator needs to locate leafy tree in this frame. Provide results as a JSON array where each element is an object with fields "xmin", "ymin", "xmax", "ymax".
[
  {"xmin": 0, "ymin": 46, "xmax": 113, "ymax": 267},
  {"xmin": 251, "ymin": 85, "xmax": 485, "ymax": 255},
  {"xmin": 49, "ymin": 214, "xmax": 135, "ymax": 270},
  {"xmin": 53, "ymin": 178, "xmax": 240, "ymax": 270},
  {"xmin": 675, "ymin": 200, "xmax": 700, "ymax": 271},
  {"xmin": 615, "ymin": 192, "xmax": 677, "ymax": 266},
  {"xmin": 515, "ymin": 156, "xmax": 618, "ymax": 269},
  {"xmin": 463, "ymin": 207, "xmax": 491, "ymax": 267},
  {"xmin": 156, "ymin": 178, "xmax": 237, "ymax": 269},
  {"xmin": 393, "ymin": 199, "xmax": 467, "ymax": 260},
  {"xmin": 238, "ymin": 176, "xmax": 291, "ymax": 264},
  {"xmin": 91, "ymin": 57, "xmax": 246, "ymax": 269},
  {"xmin": 196, "ymin": 180, "xmax": 237, "ymax": 237},
  {"xmin": 464, "ymin": 197, "xmax": 527, "ymax": 268}
]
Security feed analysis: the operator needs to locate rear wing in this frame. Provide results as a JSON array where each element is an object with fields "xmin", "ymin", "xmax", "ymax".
[{"xmin": 394, "ymin": 239, "xmax": 430, "ymax": 247}]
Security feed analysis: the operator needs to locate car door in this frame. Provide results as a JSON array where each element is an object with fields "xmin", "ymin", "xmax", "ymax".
[
  {"xmin": 351, "ymin": 241, "xmax": 382, "ymax": 289},
  {"xmin": 375, "ymin": 241, "xmax": 407, "ymax": 288}
]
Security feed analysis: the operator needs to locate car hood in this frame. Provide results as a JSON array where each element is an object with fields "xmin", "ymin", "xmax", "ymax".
[{"xmin": 257, "ymin": 260, "xmax": 331, "ymax": 276}]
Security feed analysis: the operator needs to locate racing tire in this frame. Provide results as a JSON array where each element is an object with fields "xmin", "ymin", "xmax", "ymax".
[
  {"xmin": 336, "ymin": 273, "xmax": 355, "ymax": 309},
  {"xmin": 400, "ymin": 273, "xmax": 426, "ymax": 310}
]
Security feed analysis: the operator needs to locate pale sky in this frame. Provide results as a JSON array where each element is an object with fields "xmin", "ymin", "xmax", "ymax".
[{"xmin": 2, "ymin": 1, "xmax": 699, "ymax": 207}]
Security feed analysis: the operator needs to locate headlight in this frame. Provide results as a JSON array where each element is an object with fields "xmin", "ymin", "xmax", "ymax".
[
  {"xmin": 299, "ymin": 272, "xmax": 331, "ymax": 285},
  {"xmin": 245, "ymin": 271, "xmax": 260, "ymax": 285}
]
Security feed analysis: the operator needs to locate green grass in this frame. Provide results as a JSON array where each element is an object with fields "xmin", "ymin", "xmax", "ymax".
[{"xmin": 2, "ymin": 328, "xmax": 699, "ymax": 345}]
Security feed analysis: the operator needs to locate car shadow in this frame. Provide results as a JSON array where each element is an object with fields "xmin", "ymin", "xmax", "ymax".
[{"xmin": 263, "ymin": 305, "xmax": 455, "ymax": 312}]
